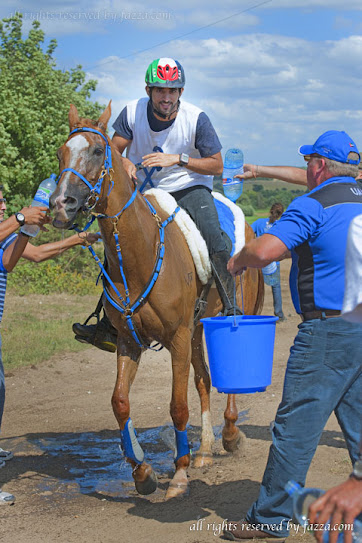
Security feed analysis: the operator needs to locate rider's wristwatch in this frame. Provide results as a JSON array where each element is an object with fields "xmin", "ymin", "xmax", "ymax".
[
  {"xmin": 178, "ymin": 153, "xmax": 189, "ymax": 167},
  {"xmin": 352, "ymin": 457, "xmax": 362, "ymax": 480},
  {"xmin": 15, "ymin": 212, "xmax": 25, "ymax": 226}
]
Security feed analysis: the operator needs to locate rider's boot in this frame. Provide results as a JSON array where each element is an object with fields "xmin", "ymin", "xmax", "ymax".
[
  {"xmin": 72, "ymin": 312, "xmax": 118, "ymax": 353},
  {"xmin": 210, "ymin": 250, "xmax": 243, "ymax": 316}
]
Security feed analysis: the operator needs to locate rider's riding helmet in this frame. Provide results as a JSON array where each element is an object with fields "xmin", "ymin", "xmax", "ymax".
[{"xmin": 145, "ymin": 58, "xmax": 185, "ymax": 88}]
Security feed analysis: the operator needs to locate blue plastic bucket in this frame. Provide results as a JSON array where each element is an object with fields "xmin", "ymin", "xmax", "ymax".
[{"xmin": 201, "ymin": 315, "xmax": 278, "ymax": 394}]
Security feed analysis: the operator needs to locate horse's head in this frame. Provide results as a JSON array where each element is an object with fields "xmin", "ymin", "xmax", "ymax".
[{"xmin": 50, "ymin": 102, "xmax": 112, "ymax": 229}]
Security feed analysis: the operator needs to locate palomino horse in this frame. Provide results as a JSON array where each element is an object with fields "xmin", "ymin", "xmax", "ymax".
[{"xmin": 51, "ymin": 103, "xmax": 264, "ymax": 499}]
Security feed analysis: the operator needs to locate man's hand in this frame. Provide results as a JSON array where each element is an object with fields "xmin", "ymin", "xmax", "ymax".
[
  {"xmin": 121, "ymin": 157, "xmax": 137, "ymax": 180},
  {"xmin": 308, "ymin": 477, "xmax": 362, "ymax": 543},
  {"xmin": 77, "ymin": 232, "xmax": 102, "ymax": 246},
  {"xmin": 142, "ymin": 152, "xmax": 179, "ymax": 169},
  {"xmin": 21, "ymin": 206, "xmax": 51, "ymax": 226},
  {"xmin": 235, "ymin": 164, "xmax": 258, "ymax": 181},
  {"xmin": 227, "ymin": 253, "xmax": 246, "ymax": 276}
]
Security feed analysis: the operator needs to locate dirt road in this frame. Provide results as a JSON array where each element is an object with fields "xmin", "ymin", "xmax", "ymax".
[{"xmin": 0, "ymin": 262, "xmax": 352, "ymax": 542}]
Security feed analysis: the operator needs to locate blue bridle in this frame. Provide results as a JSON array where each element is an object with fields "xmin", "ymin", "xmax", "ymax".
[
  {"xmin": 58, "ymin": 127, "xmax": 114, "ymax": 210},
  {"xmin": 58, "ymin": 127, "xmax": 179, "ymax": 351}
]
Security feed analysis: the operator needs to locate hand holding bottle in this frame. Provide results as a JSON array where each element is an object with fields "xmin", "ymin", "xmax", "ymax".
[
  {"xmin": 223, "ymin": 148, "xmax": 244, "ymax": 202},
  {"xmin": 20, "ymin": 206, "xmax": 51, "ymax": 228},
  {"xmin": 308, "ymin": 477, "xmax": 362, "ymax": 543},
  {"xmin": 21, "ymin": 174, "xmax": 57, "ymax": 237}
]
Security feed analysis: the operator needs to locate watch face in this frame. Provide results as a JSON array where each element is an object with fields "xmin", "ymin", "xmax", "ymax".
[
  {"xmin": 16, "ymin": 212, "xmax": 25, "ymax": 225},
  {"xmin": 179, "ymin": 153, "xmax": 189, "ymax": 166}
]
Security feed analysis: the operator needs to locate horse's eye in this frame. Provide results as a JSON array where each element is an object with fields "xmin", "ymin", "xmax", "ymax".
[{"xmin": 94, "ymin": 148, "xmax": 104, "ymax": 156}]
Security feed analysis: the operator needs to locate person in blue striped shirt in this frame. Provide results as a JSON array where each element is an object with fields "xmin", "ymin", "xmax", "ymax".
[{"xmin": 0, "ymin": 186, "xmax": 99, "ymax": 504}]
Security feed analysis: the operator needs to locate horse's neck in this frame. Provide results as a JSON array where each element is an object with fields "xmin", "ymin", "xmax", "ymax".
[{"xmin": 100, "ymin": 161, "xmax": 159, "ymax": 287}]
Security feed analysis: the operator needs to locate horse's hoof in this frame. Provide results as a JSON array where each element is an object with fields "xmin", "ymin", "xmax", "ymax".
[
  {"xmin": 165, "ymin": 480, "xmax": 188, "ymax": 500},
  {"xmin": 193, "ymin": 452, "xmax": 213, "ymax": 468},
  {"xmin": 165, "ymin": 469, "xmax": 188, "ymax": 500},
  {"xmin": 134, "ymin": 469, "xmax": 158, "ymax": 495},
  {"xmin": 222, "ymin": 428, "xmax": 245, "ymax": 453}
]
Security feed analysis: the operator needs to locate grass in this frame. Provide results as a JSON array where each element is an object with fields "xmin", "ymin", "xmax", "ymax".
[
  {"xmin": 1, "ymin": 293, "xmax": 101, "ymax": 370},
  {"xmin": 246, "ymin": 209, "xmax": 269, "ymax": 224}
]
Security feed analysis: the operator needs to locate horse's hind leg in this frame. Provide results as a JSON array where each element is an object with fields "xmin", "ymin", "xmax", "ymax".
[
  {"xmin": 165, "ymin": 327, "xmax": 192, "ymax": 500},
  {"xmin": 222, "ymin": 394, "xmax": 245, "ymax": 453},
  {"xmin": 190, "ymin": 324, "xmax": 214, "ymax": 468},
  {"xmin": 112, "ymin": 350, "xmax": 158, "ymax": 496}
]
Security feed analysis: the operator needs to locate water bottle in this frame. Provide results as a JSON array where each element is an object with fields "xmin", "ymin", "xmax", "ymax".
[
  {"xmin": 222, "ymin": 148, "xmax": 244, "ymax": 202},
  {"xmin": 20, "ymin": 173, "xmax": 57, "ymax": 237},
  {"xmin": 285, "ymin": 480, "xmax": 362, "ymax": 543}
]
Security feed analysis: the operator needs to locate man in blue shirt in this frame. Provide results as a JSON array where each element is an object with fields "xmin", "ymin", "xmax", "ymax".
[
  {"xmin": 224, "ymin": 130, "xmax": 362, "ymax": 541},
  {"xmin": 252, "ymin": 203, "xmax": 285, "ymax": 321}
]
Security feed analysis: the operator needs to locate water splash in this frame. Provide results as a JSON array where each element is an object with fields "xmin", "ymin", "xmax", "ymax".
[{"xmin": 31, "ymin": 412, "xmax": 249, "ymax": 499}]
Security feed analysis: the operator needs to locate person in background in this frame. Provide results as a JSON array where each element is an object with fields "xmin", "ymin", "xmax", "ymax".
[
  {"xmin": 252, "ymin": 203, "xmax": 286, "ymax": 322},
  {"xmin": 0, "ymin": 185, "xmax": 99, "ymax": 504},
  {"xmin": 224, "ymin": 130, "xmax": 362, "ymax": 541}
]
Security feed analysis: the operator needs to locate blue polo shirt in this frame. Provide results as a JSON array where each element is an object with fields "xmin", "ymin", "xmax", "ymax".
[{"xmin": 268, "ymin": 177, "xmax": 362, "ymax": 314}]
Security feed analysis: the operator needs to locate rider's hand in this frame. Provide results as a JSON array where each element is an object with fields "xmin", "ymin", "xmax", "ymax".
[
  {"xmin": 121, "ymin": 157, "xmax": 137, "ymax": 180},
  {"xmin": 142, "ymin": 152, "xmax": 179, "ymax": 169},
  {"xmin": 21, "ymin": 206, "xmax": 51, "ymax": 226}
]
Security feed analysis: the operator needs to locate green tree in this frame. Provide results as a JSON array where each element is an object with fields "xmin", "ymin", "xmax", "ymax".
[{"xmin": 0, "ymin": 14, "xmax": 104, "ymax": 204}]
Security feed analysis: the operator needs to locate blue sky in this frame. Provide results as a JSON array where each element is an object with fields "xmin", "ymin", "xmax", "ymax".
[{"xmin": 1, "ymin": 0, "xmax": 362, "ymax": 166}]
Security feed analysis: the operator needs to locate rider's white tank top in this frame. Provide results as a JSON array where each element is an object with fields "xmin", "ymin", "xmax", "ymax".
[{"xmin": 126, "ymin": 97, "xmax": 213, "ymax": 193}]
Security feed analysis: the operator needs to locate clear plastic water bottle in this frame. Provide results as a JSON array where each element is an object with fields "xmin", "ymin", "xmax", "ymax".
[
  {"xmin": 20, "ymin": 174, "xmax": 57, "ymax": 237},
  {"xmin": 222, "ymin": 148, "xmax": 244, "ymax": 202},
  {"xmin": 285, "ymin": 480, "xmax": 362, "ymax": 543}
]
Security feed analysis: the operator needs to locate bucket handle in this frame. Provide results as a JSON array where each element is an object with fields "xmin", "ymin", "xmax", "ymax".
[{"xmin": 233, "ymin": 274, "xmax": 244, "ymax": 328}]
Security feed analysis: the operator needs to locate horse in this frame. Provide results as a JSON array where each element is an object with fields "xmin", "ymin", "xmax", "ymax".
[{"xmin": 50, "ymin": 102, "xmax": 264, "ymax": 499}]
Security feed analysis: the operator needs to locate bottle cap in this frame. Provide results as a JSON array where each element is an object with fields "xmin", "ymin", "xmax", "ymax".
[
  {"xmin": 285, "ymin": 480, "xmax": 301, "ymax": 496},
  {"xmin": 50, "ymin": 173, "xmax": 57, "ymax": 180}
]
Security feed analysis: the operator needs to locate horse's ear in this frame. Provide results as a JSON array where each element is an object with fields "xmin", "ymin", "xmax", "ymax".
[
  {"xmin": 98, "ymin": 100, "xmax": 112, "ymax": 131},
  {"xmin": 69, "ymin": 104, "xmax": 79, "ymax": 130}
]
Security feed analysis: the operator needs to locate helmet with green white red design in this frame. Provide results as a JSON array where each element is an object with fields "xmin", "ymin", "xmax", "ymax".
[{"xmin": 145, "ymin": 58, "xmax": 185, "ymax": 88}]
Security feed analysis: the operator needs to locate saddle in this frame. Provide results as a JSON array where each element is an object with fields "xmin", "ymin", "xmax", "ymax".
[{"xmin": 144, "ymin": 189, "xmax": 245, "ymax": 285}]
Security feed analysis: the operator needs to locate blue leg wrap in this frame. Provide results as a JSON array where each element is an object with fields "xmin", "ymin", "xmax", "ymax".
[
  {"xmin": 120, "ymin": 418, "xmax": 145, "ymax": 464},
  {"xmin": 174, "ymin": 427, "xmax": 190, "ymax": 463}
]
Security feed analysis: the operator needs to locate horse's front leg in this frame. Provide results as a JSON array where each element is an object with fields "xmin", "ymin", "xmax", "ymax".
[
  {"xmin": 112, "ymin": 349, "xmax": 158, "ymax": 495},
  {"xmin": 190, "ymin": 324, "xmax": 214, "ymax": 467},
  {"xmin": 222, "ymin": 394, "xmax": 245, "ymax": 453},
  {"xmin": 166, "ymin": 327, "xmax": 192, "ymax": 500}
]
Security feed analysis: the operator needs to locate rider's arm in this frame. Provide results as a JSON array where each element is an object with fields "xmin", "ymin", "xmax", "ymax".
[
  {"xmin": 236, "ymin": 165, "xmax": 308, "ymax": 186},
  {"xmin": 21, "ymin": 232, "xmax": 100, "ymax": 263}
]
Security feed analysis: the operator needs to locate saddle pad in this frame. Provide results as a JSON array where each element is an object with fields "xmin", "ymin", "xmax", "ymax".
[
  {"xmin": 212, "ymin": 191, "xmax": 245, "ymax": 256},
  {"xmin": 144, "ymin": 189, "xmax": 245, "ymax": 285}
]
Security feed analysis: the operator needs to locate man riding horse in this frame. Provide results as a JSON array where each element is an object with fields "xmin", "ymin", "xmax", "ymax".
[{"xmin": 73, "ymin": 57, "xmax": 242, "ymax": 351}]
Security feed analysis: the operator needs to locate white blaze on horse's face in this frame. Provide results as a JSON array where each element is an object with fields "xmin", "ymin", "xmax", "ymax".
[{"xmin": 54, "ymin": 135, "xmax": 90, "ymax": 210}]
